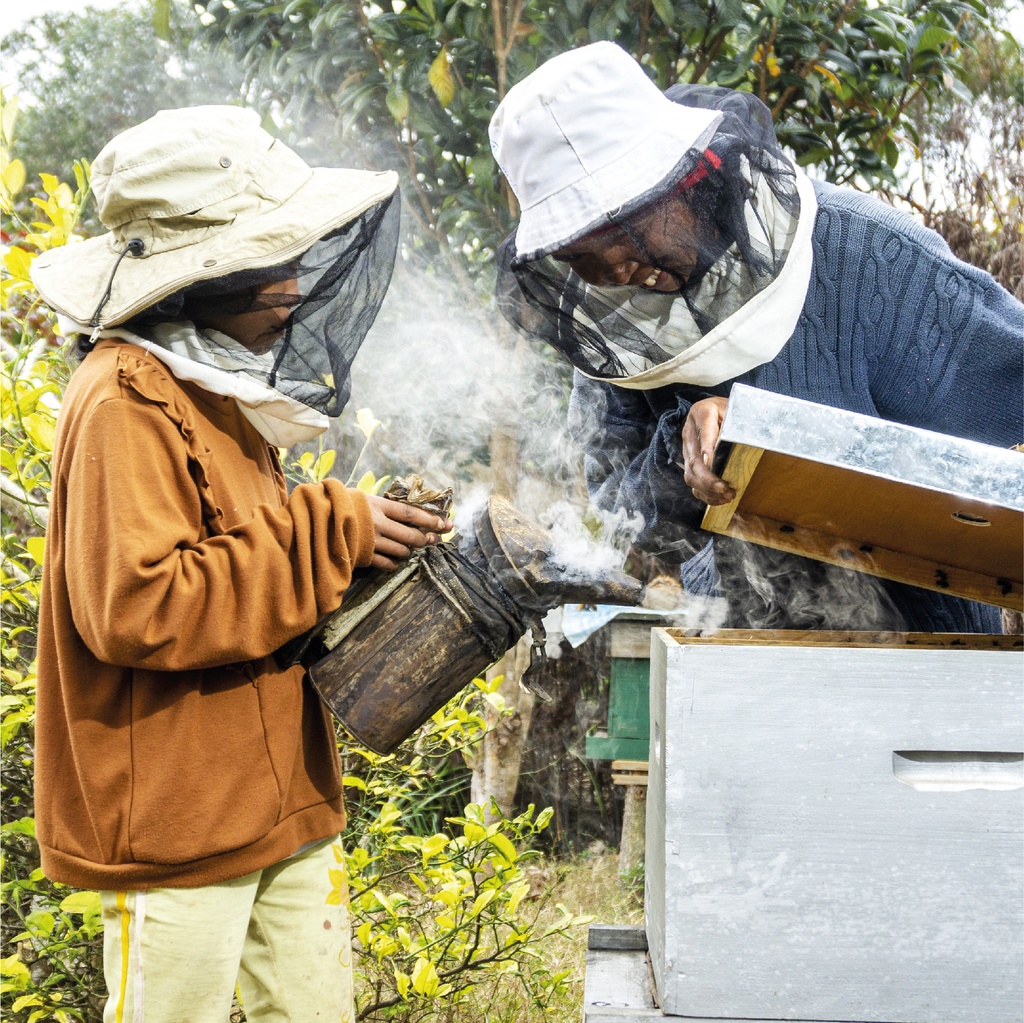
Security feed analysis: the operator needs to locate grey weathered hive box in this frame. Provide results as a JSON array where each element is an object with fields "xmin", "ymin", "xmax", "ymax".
[
  {"xmin": 647, "ymin": 628, "xmax": 1023, "ymax": 1023},
  {"xmin": 702, "ymin": 384, "xmax": 1024, "ymax": 612}
]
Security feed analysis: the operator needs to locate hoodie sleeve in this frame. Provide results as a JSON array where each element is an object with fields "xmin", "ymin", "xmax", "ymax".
[{"xmin": 63, "ymin": 394, "xmax": 375, "ymax": 671}]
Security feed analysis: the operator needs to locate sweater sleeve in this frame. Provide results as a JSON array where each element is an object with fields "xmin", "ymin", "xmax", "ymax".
[
  {"xmin": 64, "ymin": 396, "xmax": 376, "ymax": 671},
  {"xmin": 568, "ymin": 371, "xmax": 709, "ymax": 562},
  {"xmin": 824, "ymin": 188, "xmax": 1024, "ymax": 446}
]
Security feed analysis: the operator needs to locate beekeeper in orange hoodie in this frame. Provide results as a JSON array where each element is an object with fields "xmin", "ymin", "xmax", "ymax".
[{"xmin": 30, "ymin": 105, "xmax": 449, "ymax": 1023}]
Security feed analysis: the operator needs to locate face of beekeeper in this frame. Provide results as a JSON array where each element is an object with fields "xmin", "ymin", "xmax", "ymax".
[
  {"xmin": 550, "ymin": 198, "xmax": 701, "ymax": 292},
  {"xmin": 201, "ymin": 278, "xmax": 301, "ymax": 354}
]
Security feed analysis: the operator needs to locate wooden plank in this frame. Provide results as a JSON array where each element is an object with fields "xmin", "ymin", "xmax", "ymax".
[
  {"xmin": 661, "ymin": 627, "xmax": 1023, "ymax": 650},
  {"xmin": 612, "ymin": 758, "xmax": 650, "ymax": 786},
  {"xmin": 611, "ymin": 774, "xmax": 649, "ymax": 786},
  {"xmin": 734, "ymin": 447, "xmax": 1022, "ymax": 582},
  {"xmin": 719, "ymin": 507, "xmax": 1023, "ymax": 611},
  {"xmin": 699, "ymin": 442, "xmax": 764, "ymax": 534},
  {"xmin": 609, "ymin": 621, "xmax": 658, "ymax": 659},
  {"xmin": 583, "ymin": 1006, "xmax": 663, "ymax": 1022},
  {"xmin": 583, "ymin": 946, "xmax": 660, "ymax": 1021},
  {"xmin": 698, "ymin": 393, "xmax": 1024, "ymax": 612},
  {"xmin": 588, "ymin": 925, "xmax": 648, "ymax": 951}
]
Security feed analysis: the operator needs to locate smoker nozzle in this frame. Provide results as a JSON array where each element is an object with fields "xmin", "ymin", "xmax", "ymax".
[{"xmin": 472, "ymin": 495, "xmax": 645, "ymax": 614}]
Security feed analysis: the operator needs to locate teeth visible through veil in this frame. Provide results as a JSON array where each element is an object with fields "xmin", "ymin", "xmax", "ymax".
[{"xmin": 643, "ymin": 272, "xmax": 659, "ymax": 287}]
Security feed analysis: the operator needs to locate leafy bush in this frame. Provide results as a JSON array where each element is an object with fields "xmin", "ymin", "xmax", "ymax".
[
  {"xmin": 1, "ymin": 94, "xmax": 103, "ymax": 1023},
  {"xmin": 337, "ymin": 683, "xmax": 588, "ymax": 1021}
]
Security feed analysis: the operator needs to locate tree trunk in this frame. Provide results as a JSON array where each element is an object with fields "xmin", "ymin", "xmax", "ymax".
[
  {"xmin": 618, "ymin": 784, "xmax": 647, "ymax": 879},
  {"xmin": 471, "ymin": 636, "xmax": 535, "ymax": 820},
  {"xmin": 469, "ymin": 326, "xmax": 537, "ymax": 819}
]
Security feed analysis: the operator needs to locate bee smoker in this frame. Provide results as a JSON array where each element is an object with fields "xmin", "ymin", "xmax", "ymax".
[{"xmin": 280, "ymin": 494, "xmax": 645, "ymax": 754}]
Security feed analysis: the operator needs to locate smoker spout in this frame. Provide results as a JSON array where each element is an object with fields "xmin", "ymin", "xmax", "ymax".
[
  {"xmin": 472, "ymin": 495, "xmax": 645, "ymax": 613},
  {"xmin": 534, "ymin": 571, "xmax": 645, "ymax": 609}
]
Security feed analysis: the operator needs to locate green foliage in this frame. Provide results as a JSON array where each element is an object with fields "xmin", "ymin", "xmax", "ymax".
[
  {"xmin": 4, "ymin": 1, "xmax": 246, "ymax": 202},
  {"xmin": 339, "ymin": 678, "xmax": 589, "ymax": 1020},
  {"xmin": 896, "ymin": 19, "xmax": 1023, "ymax": 298},
  {"xmin": 1, "ymin": 96, "xmax": 104, "ymax": 1023},
  {"xmin": 193, "ymin": 0, "xmax": 1004, "ymax": 293}
]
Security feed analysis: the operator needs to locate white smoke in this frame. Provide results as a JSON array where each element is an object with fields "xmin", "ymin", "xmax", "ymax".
[{"xmin": 338, "ymin": 261, "xmax": 639, "ymax": 567}]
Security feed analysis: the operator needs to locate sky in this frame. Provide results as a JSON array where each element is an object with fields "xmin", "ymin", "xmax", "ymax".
[
  {"xmin": 2, "ymin": 0, "xmax": 131, "ymax": 36},
  {"xmin": 4, "ymin": 0, "xmax": 1022, "ymax": 34}
]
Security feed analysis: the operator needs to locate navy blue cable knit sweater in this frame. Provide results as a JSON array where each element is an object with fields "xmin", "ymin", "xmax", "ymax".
[{"xmin": 569, "ymin": 180, "xmax": 1024, "ymax": 633}]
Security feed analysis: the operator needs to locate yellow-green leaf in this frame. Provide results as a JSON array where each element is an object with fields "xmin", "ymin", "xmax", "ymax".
[
  {"xmin": 152, "ymin": 0, "xmax": 173, "ymax": 40},
  {"xmin": 313, "ymin": 448, "xmax": 336, "ymax": 481},
  {"xmin": 1, "ymin": 96, "xmax": 19, "ymax": 145},
  {"xmin": 0, "ymin": 956, "xmax": 29, "ymax": 985},
  {"xmin": 3, "ymin": 246, "xmax": 32, "ymax": 282},
  {"xmin": 429, "ymin": 46, "xmax": 456, "ymax": 108},
  {"xmin": 59, "ymin": 890, "xmax": 101, "ymax": 916},
  {"xmin": 421, "ymin": 833, "xmax": 448, "ymax": 863},
  {"xmin": 2, "ymin": 157, "xmax": 25, "ymax": 198},
  {"xmin": 411, "ymin": 956, "xmax": 440, "ymax": 996},
  {"xmin": 470, "ymin": 888, "xmax": 496, "ymax": 917},
  {"xmin": 386, "ymin": 84, "xmax": 409, "ymax": 123},
  {"xmin": 507, "ymin": 880, "xmax": 531, "ymax": 917},
  {"xmin": 23, "ymin": 413, "xmax": 56, "ymax": 452},
  {"xmin": 488, "ymin": 832, "xmax": 517, "ymax": 866},
  {"xmin": 25, "ymin": 537, "xmax": 45, "ymax": 566},
  {"xmin": 394, "ymin": 968, "xmax": 411, "ymax": 999},
  {"xmin": 463, "ymin": 821, "xmax": 486, "ymax": 844}
]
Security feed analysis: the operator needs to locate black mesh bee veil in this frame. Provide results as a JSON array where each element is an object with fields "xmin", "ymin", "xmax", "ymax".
[
  {"xmin": 265, "ymin": 193, "xmax": 400, "ymax": 415},
  {"xmin": 129, "ymin": 192, "xmax": 401, "ymax": 417},
  {"xmin": 496, "ymin": 87, "xmax": 803, "ymax": 381}
]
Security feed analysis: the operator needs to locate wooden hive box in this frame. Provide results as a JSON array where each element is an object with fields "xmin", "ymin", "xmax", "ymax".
[
  {"xmin": 647, "ymin": 628, "xmax": 1023, "ymax": 1023},
  {"xmin": 701, "ymin": 384, "xmax": 1024, "ymax": 612}
]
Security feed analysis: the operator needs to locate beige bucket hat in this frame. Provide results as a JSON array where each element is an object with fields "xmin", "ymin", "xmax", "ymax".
[{"xmin": 31, "ymin": 105, "xmax": 399, "ymax": 327}]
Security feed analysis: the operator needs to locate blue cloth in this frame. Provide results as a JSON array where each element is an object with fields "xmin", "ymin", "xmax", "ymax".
[{"xmin": 569, "ymin": 181, "xmax": 1024, "ymax": 633}]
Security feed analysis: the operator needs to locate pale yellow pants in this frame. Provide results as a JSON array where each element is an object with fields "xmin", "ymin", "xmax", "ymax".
[{"xmin": 100, "ymin": 837, "xmax": 354, "ymax": 1023}]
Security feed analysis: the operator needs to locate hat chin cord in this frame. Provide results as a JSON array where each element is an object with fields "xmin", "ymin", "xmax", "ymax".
[{"xmin": 86, "ymin": 238, "xmax": 146, "ymax": 341}]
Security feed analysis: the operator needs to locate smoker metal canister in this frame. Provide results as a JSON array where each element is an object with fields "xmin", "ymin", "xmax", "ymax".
[{"xmin": 305, "ymin": 495, "xmax": 644, "ymax": 754}]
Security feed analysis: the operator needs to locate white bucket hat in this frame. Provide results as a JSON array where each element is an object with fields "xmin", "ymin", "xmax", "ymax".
[
  {"xmin": 488, "ymin": 42, "xmax": 722, "ymax": 261},
  {"xmin": 31, "ymin": 105, "xmax": 399, "ymax": 327}
]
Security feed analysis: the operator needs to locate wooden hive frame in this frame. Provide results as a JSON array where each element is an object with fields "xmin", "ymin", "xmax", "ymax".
[{"xmin": 701, "ymin": 385, "xmax": 1024, "ymax": 612}]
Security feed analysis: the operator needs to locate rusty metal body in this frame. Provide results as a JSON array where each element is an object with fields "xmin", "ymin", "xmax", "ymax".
[{"xmin": 302, "ymin": 495, "xmax": 644, "ymax": 753}]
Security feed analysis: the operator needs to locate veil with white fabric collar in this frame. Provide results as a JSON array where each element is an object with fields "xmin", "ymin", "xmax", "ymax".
[
  {"xmin": 494, "ymin": 80, "xmax": 813, "ymax": 387},
  {"xmin": 99, "ymin": 192, "xmax": 401, "ymax": 420}
]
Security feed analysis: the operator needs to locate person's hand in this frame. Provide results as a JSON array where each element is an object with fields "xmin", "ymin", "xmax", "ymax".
[
  {"xmin": 680, "ymin": 397, "xmax": 735, "ymax": 506},
  {"xmin": 365, "ymin": 494, "xmax": 453, "ymax": 571}
]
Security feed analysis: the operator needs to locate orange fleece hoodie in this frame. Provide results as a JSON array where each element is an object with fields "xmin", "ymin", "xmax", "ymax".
[{"xmin": 35, "ymin": 341, "xmax": 376, "ymax": 890}]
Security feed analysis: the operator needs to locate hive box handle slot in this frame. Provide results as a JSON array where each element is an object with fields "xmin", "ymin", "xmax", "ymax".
[{"xmin": 893, "ymin": 750, "xmax": 1024, "ymax": 791}]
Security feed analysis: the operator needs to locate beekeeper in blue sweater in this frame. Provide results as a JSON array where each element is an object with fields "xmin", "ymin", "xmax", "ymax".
[{"xmin": 489, "ymin": 42, "xmax": 1023, "ymax": 634}]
